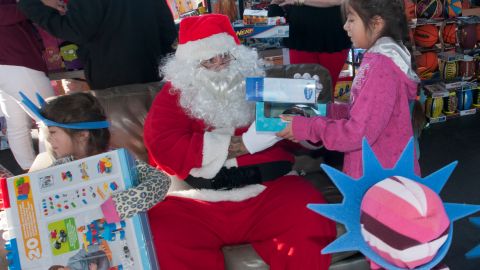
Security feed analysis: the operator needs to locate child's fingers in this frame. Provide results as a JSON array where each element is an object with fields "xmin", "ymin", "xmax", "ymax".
[{"xmin": 279, "ymin": 114, "xmax": 293, "ymax": 122}]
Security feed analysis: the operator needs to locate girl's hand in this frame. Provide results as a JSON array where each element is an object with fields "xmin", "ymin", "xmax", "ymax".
[{"xmin": 276, "ymin": 115, "xmax": 298, "ymax": 142}]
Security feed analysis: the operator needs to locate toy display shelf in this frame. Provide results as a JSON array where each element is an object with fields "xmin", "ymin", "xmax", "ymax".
[{"xmin": 423, "ymin": 81, "xmax": 478, "ymax": 124}]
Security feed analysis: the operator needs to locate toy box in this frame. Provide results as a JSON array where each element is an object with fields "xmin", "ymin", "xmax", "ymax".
[
  {"xmin": 246, "ymin": 77, "xmax": 317, "ymax": 104},
  {"xmin": 246, "ymin": 77, "xmax": 326, "ymax": 132},
  {"xmin": 242, "ymin": 9, "xmax": 268, "ymax": 25},
  {"xmin": 0, "ymin": 149, "xmax": 158, "ymax": 270},
  {"xmin": 255, "ymin": 102, "xmax": 327, "ymax": 132},
  {"xmin": 234, "ymin": 24, "xmax": 289, "ymax": 39},
  {"xmin": 0, "ymin": 117, "xmax": 9, "ymax": 151}
]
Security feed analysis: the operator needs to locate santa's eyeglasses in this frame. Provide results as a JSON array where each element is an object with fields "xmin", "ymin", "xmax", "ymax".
[{"xmin": 200, "ymin": 52, "xmax": 236, "ymax": 69}]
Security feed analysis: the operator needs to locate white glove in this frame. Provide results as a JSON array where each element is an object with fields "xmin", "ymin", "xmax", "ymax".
[{"xmin": 242, "ymin": 121, "xmax": 283, "ymax": 154}]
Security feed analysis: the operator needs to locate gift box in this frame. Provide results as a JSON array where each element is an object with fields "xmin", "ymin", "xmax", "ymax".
[
  {"xmin": 0, "ymin": 149, "xmax": 158, "ymax": 270},
  {"xmin": 255, "ymin": 102, "xmax": 327, "ymax": 132},
  {"xmin": 246, "ymin": 77, "xmax": 326, "ymax": 132},
  {"xmin": 246, "ymin": 77, "xmax": 317, "ymax": 104},
  {"xmin": 234, "ymin": 24, "xmax": 289, "ymax": 39},
  {"xmin": 242, "ymin": 9, "xmax": 268, "ymax": 25}
]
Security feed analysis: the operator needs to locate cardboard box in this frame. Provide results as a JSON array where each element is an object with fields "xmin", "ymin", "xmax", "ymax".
[
  {"xmin": 242, "ymin": 9, "xmax": 268, "ymax": 25},
  {"xmin": 246, "ymin": 77, "xmax": 317, "ymax": 104},
  {"xmin": 255, "ymin": 102, "xmax": 327, "ymax": 132},
  {"xmin": 1, "ymin": 149, "xmax": 158, "ymax": 270},
  {"xmin": 234, "ymin": 24, "xmax": 289, "ymax": 39}
]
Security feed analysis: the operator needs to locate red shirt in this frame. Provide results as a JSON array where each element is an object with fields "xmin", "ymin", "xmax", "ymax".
[{"xmin": 0, "ymin": 2, "xmax": 47, "ymax": 73}]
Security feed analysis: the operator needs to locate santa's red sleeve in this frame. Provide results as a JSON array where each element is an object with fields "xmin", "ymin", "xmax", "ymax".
[{"xmin": 144, "ymin": 83, "xmax": 232, "ymax": 180}]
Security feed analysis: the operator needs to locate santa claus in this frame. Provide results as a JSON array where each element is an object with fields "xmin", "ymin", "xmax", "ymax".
[{"xmin": 144, "ymin": 14, "xmax": 335, "ymax": 270}]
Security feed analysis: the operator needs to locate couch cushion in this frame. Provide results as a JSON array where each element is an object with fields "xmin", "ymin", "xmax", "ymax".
[{"xmin": 90, "ymin": 81, "xmax": 164, "ymax": 162}]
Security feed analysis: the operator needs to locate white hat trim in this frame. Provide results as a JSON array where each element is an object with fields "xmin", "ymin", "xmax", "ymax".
[{"xmin": 175, "ymin": 32, "xmax": 238, "ymax": 62}]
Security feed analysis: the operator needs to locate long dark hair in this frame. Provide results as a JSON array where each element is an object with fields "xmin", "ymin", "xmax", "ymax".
[
  {"xmin": 342, "ymin": 0, "xmax": 409, "ymax": 44},
  {"xmin": 343, "ymin": 0, "xmax": 426, "ymax": 139},
  {"xmin": 41, "ymin": 92, "xmax": 110, "ymax": 157}
]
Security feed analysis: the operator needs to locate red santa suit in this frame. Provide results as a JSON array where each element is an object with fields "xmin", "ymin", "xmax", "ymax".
[{"xmin": 144, "ymin": 14, "xmax": 335, "ymax": 270}]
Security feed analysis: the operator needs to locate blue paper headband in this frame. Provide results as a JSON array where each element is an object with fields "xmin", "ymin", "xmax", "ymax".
[
  {"xmin": 20, "ymin": 91, "xmax": 110, "ymax": 130},
  {"xmin": 309, "ymin": 138, "xmax": 480, "ymax": 270}
]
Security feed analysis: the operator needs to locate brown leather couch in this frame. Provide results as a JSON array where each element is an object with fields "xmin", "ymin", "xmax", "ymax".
[{"xmin": 89, "ymin": 64, "xmax": 369, "ymax": 270}]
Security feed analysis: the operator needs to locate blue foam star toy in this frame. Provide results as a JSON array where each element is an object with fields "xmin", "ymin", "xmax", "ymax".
[
  {"xmin": 466, "ymin": 217, "xmax": 480, "ymax": 259},
  {"xmin": 308, "ymin": 138, "xmax": 480, "ymax": 270},
  {"xmin": 19, "ymin": 91, "xmax": 109, "ymax": 129}
]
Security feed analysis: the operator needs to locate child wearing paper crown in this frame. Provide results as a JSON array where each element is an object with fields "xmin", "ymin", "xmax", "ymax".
[
  {"xmin": 277, "ymin": 0, "xmax": 421, "ymax": 179},
  {"xmin": 26, "ymin": 92, "xmax": 171, "ymax": 225}
]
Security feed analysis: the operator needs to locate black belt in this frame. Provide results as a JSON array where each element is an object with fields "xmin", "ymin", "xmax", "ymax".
[{"xmin": 185, "ymin": 161, "xmax": 293, "ymax": 190}]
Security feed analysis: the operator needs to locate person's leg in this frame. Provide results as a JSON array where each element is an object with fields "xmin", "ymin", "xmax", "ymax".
[
  {"xmin": 315, "ymin": 48, "xmax": 350, "ymax": 88},
  {"xmin": 244, "ymin": 176, "xmax": 336, "ymax": 270},
  {"xmin": 0, "ymin": 65, "xmax": 54, "ymax": 170},
  {"xmin": 147, "ymin": 196, "xmax": 226, "ymax": 270}
]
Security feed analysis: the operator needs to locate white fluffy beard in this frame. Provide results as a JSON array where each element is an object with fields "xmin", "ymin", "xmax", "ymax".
[{"xmin": 161, "ymin": 46, "xmax": 265, "ymax": 128}]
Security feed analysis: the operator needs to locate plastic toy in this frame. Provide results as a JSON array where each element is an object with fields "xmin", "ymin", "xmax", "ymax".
[{"xmin": 309, "ymin": 138, "xmax": 480, "ymax": 270}]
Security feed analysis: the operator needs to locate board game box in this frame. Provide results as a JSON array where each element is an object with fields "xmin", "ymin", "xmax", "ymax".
[{"xmin": 0, "ymin": 149, "xmax": 158, "ymax": 270}]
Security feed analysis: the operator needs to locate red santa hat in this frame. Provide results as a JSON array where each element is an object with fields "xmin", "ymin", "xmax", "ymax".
[{"xmin": 175, "ymin": 14, "xmax": 241, "ymax": 62}]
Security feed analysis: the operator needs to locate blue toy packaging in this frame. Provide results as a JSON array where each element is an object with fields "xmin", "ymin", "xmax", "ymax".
[
  {"xmin": 0, "ymin": 149, "xmax": 158, "ymax": 270},
  {"xmin": 246, "ymin": 77, "xmax": 327, "ymax": 132}
]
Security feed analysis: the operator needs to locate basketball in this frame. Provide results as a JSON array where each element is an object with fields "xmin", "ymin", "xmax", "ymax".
[
  {"xmin": 416, "ymin": 52, "xmax": 438, "ymax": 74},
  {"xmin": 414, "ymin": 24, "xmax": 439, "ymax": 48},
  {"xmin": 445, "ymin": 0, "xmax": 462, "ymax": 18},
  {"xmin": 460, "ymin": 24, "xmax": 477, "ymax": 50},
  {"xmin": 404, "ymin": 0, "xmax": 416, "ymax": 21},
  {"xmin": 416, "ymin": 0, "xmax": 443, "ymax": 19},
  {"xmin": 442, "ymin": 24, "xmax": 457, "ymax": 45}
]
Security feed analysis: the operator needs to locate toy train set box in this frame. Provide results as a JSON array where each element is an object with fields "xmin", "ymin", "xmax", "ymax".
[{"xmin": 0, "ymin": 149, "xmax": 158, "ymax": 270}]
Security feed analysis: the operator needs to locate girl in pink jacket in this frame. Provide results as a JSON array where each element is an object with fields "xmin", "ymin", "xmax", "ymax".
[{"xmin": 277, "ymin": 0, "xmax": 421, "ymax": 179}]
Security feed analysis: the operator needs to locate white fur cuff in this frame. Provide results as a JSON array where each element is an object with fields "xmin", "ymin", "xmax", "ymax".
[
  {"xmin": 189, "ymin": 128, "xmax": 234, "ymax": 179},
  {"xmin": 175, "ymin": 33, "xmax": 238, "ymax": 62}
]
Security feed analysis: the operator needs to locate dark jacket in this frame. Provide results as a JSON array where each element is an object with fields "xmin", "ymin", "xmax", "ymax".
[
  {"xmin": 268, "ymin": 5, "xmax": 351, "ymax": 53},
  {"xmin": 0, "ymin": 0, "xmax": 47, "ymax": 72},
  {"xmin": 19, "ymin": 0, "xmax": 177, "ymax": 89}
]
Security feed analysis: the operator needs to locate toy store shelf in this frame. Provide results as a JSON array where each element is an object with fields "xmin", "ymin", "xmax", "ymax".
[
  {"xmin": 233, "ymin": 23, "xmax": 289, "ymax": 39},
  {"xmin": 48, "ymin": 70, "xmax": 85, "ymax": 80},
  {"xmin": 427, "ymin": 108, "xmax": 478, "ymax": 124}
]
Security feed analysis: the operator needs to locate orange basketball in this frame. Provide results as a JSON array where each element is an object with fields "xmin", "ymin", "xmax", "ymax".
[
  {"xmin": 442, "ymin": 24, "xmax": 457, "ymax": 44},
  {"xmin": 416, "ymin": 51, "xmax": 439, "ymax": 73},
  {"xmin": 414, "ymin": 24, "xmax": 439, "ymax": 48}
]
